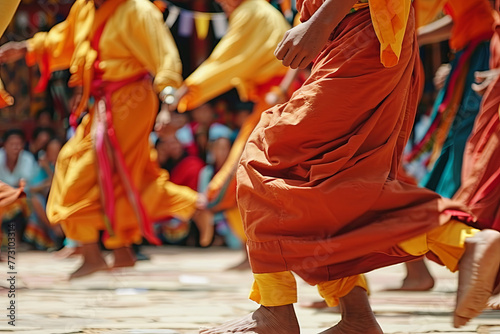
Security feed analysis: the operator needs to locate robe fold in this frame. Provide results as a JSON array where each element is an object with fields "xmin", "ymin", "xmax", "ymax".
[{"xmin": 237, "ymin": 6, "xmax": 472, "ymax": 285}]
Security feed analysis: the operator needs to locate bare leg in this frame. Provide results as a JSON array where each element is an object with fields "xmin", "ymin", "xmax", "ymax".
[
  {"xmin": 69, "ymin": 243, "xmax": 108, "ymax": 279},
  {"xmin": 487, "ymin": 280, "xmax": 500, "ymax": 310},
  {"xmin": 192, "ymin": 209, "xmax": 214, "ymax": 247},
  {"xmin": 227, "ymin": 245, "xmax": 251, "ymax": 271},
  {"xmin": 299, "ymin": 300, "xmax": 340, "ymax": 313},
  {"xmin": 112, "ymin": 246, "xmax": 136, "ymax": 268},
  {"xmin": 319, "ymin": 286, "xmax": 383, "ymax": 334},
  {"xmin": 199, "ymin": 304, "xmax": 300, "ymax": 334},
  {"xmin": 454, "ymin": 229, "xmax": 500, "ymax": 328},
  {"xmin": 387, "ymin": 259, "xmax": 435, "ymax": 291}
]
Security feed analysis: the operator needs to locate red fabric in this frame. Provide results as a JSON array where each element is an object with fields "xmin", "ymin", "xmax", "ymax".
[
  {"xmin": 452, "ymin": 12, "xmax": 500, "ymax": 231},
  {"xmin": 170, "ymin": 156, "xmax": 206, "ymax": 191}
]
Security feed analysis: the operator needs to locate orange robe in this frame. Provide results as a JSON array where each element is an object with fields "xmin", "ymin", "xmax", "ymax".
[
  {"xmin": 237, "ymin": 4, "xmax": 472, "ymax": 284},
  {"xmin": 27, "ymin": 0, "xmax": 198, "ymax": 248},
  {"xmin": 178, "ymin": 0, "xmax": 290, "ymax": 214},
  {"xmin": 453, "ymin": 11, "xmax": 500, "ymax": 231}
]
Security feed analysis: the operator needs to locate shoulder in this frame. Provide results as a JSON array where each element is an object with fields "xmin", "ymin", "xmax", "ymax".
[{"xmin": 120, "ymin": 0, "xmax": 163, "ymax": 19}]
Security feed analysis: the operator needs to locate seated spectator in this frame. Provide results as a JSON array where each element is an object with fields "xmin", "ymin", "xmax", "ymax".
[
  {"xmin": 199, "ymin": 124, "xmax": 242, "ymax": 249},
  {"xmin": 27, "ymin": 127, "xmax": 55, "ymax": 161},
  {"xmin": 24, "ymin": 137, "xmax": 64, "ymax": 250},
  {"xmin": 159, "ymin": 135, "xmax": 205, "ymax": 191},
  {"xmin": 154, "ymin": 134, "xmax": 208, "ymax": 246},
  {"xmin": 0, "ymin": 129, "xmax": 39, "ymax": 247}
]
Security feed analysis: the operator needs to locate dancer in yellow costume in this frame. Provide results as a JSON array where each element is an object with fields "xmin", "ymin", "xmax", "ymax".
[
  {"xmin": 0, "ymin": 0, "xmax": 213, "ymax": 279},
  {"xmin": 201, "ymin": 0, "xmax": 500, "ymax": 333},
  {"xmin": 168, "ymin": 0, "xmax": 290, "ymax": 267}
]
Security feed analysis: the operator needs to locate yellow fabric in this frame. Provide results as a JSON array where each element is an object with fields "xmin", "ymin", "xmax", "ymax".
[
  {"xmin": 178, "ymin": 0, "xmax": 289, "ymax": 112},
  {"xmin": 26, "ymin": 0, "xmax": 182, "ymax": 117},
  {"xmin": 250, "ymin": 271, "xmax": 298, "ymax": 306},
  {"xmin": 369, "ymin": 0, "xmax": 412, "ymax": 68},
  {"xmin": 398, "ymin": 219, "xmax": 479, "ymax": 272},
  {"xmin": 0, "ymin": 0, "xmax": 20, "ymax": 108},
  {"xmin": 48, "ymin": 81, "xmax": 198, "ymax": 249},
  {"xmin": 414, "ymin": 0, "xmax": 448, "ymax": 27},
  {"xmin": 317, "ymin": 274, "xmax": 369, "ymax": 307},
  {"xmin": 225, "ymin": 206, "xmax": 247, "ymax": 242}
]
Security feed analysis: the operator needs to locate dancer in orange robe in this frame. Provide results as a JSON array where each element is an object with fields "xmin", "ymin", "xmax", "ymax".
[
  {"xmin": 0, "ymin": 0, "xmax": 212, "ymax": 279},
  {"xmin": 201, "ymin": 1, "xmax": 500, "ymax": 333}
]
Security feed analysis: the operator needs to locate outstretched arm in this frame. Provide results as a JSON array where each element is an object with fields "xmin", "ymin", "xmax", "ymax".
[
  {"xmin": 417, "ymin": 15, "xmax": 453, "ymax": 46},
  {"xmin": 275, "ymin": 0, "xmax": 358, "ymax": 69}
]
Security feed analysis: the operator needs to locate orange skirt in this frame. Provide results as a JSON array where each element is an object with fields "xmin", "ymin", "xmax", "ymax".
[{"xmin": 237, "ymin": 7, "xmax": 471, "ymax": 285}]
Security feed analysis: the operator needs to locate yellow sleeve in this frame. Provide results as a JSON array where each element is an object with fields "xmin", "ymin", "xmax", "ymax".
[
  {"xmin": 119, "ymin": 1, "xmax": 183, "ymax": 93},
  {"xmin": 25, "ymin": 1, "xmax": 82, "ymax": 73},
  {"xmin": 369, "ymin": 0, "xmax": 412, "ymax": 67},
  {"xmin": 0, "ymin": 0, "xmax": 21, "ymax": 108},
  {"xmin": 0, "ymin": 0, "xmax": 20, "ymax": 36},
  {"xmin": 414, "ymin": 0, "xmax": 448, "ymax": 27},
  {"xmin": 179, "ymin": 2, "xmax": 289, "ymax": 111}
]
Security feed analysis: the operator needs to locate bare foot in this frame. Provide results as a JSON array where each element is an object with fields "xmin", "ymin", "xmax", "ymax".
[
  {"xmin": 192, "ymin": 209, "xmax": 214, "ymax": 247},
  {"xmin": 488, "ymin": 292, "xmax": 500, "ymax": 310},
  {"xmin": 386, "ymin": 259, "xmax": 435, "ymax": 291},
  {"xmin": 112, "ymin": 247, "xmax": 136, "ymax": 268},
  {"xmin": 454, "ymin": 229, "xmax": 500, "ymax": 328},
  {"xmin": 319, "ymin": 286, "xmax": 382, "ymax": 334},
  {"xmin": 53, "ymin": 246, "xmax": 81, "ymax": 259},
  {"xmin": 199, "ymin": 304, "xmax": 299, "ymax": 334},
  {"xmin": 70, "ymin": 243, "xmax": 108, "ymax": 279}
]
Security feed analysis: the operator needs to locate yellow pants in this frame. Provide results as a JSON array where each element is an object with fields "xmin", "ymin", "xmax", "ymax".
[{"xmin": 249, "ymin": 220, "xmax": 478, "ymax": 307}]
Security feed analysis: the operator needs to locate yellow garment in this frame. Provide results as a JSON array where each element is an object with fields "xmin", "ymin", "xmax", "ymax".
[
  {"xmin": 414, "ymin": 0, "xmax": 448, "ymax": 27},
  {"xmin": 0, "ymin": 0, "xmax": 20, "ymax": 108},
  {"xmin": 249, "ymin": 220, "xmax": 478, "ymax": 306},
  {"xmin": 26, "ymin": 0, "xmax": 196, "ymax": 248},
  {"xmin": 250, "ymin": 271, "xmax": 298, "ymax": 306},
  {"xmin": 369, "ymin": 0, "xmax": 412, "ymax": 67},
  {"xmin": 399, "ymin": 219, "xmax": 478, "ymax": 272},
  {"xmin": 318, "ymin": 275, "xmax": 369, "ymax": 307},
  {"xmin": 178, "ymin": 0, "xmax": 289, "ymax": 112},
  {"xmin": 26, "ymin": 0, "xmax": 182, "ymax": 117}
]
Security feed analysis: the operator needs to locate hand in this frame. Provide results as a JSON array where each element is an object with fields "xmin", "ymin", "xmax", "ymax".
[
  {"xmin": 69, "ymin": 86, "xmax": 84, "ymax": 113},
  {"xmin": 196, "ymin": 193, "xmax": 208, "ymax": 210},
  {"xmin": 274, "ymin": 21, "xmax": 331, "ymax": 69},
  {"xmin": 472, "ymin": 68, "xmax": 500, "ymax": 95},
  {"xmin": 154, "ymin": 107, "xmax": 176, "ymax": 136},
  {"xmin": 0, "ymin": 41, "xmax": 28, "ymax": 63},
  {"xmin": 0, "ymin": 180, "xmax": 24, "ymax": 207},
  {"xmin": 433, "ymin": 63, "xmax": 451, "ymax": 91}
]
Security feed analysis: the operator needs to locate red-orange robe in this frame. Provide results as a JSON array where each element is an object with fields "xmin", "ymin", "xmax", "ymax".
[
  {"xmin": 453, "ymin": 11, "xmax": 500, "ymax": 231},
  {"xmin": 237, "ymin": 4, "xmax": 472, "ymax": 285}
]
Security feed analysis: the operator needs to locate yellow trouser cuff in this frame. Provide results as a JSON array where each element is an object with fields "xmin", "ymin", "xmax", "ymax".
[
  {"xmin": 249, "ymin": 271, "xmax": 297, "ymax": 306},
  {"xmin": 398, "ymin": 219, "xmax": 479, "ymax": 272},
  {"xmin": 317, "ymin": 274, "xmax": 368, "ymax": 307}
]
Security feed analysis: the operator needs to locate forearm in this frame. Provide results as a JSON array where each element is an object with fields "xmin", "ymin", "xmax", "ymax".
[
  {"xmin": 417, "ymin": 15, "xmax": 453, "ymax": 46},
  {"xmin": 308, "ymin": 0, "xmax": 359, "ymax": 32}
]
